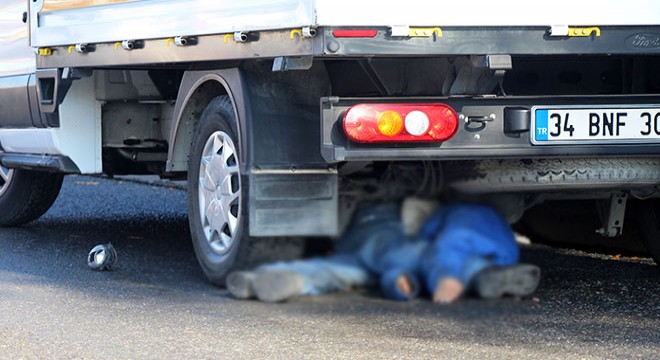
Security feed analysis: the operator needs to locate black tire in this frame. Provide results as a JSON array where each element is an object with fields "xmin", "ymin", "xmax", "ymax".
[
  {"xmin": 0, "ymin": 166, "xmax": 64, "ymax": 226},
  {"xmin": 187, "ymin": 96, "xmax": 303, "ymax": 285},
  {"xmin": 633, "ymin": 200, "xmax": 660, "ymax": 265}
]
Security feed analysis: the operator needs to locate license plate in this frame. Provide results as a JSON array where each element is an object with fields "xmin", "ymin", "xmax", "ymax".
[{"xmin": 531, "ymin": 105, "xmax": 660, "ymax": 145}]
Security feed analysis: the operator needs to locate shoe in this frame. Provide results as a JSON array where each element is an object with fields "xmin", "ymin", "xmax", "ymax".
[
  {"xmin": 474, "ymin": 264, "xmax": 541, "ymax": 299},
  {"xmin": 253, "ymin": 270, "xmax": 305, "ymax": 303},
  {"xmin": 226, "ymin": 271, "xmax": 257, "ymax": 299}
]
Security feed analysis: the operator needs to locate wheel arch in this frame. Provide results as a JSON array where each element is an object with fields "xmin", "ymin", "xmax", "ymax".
[{"xmin": 166, "ymin": 68, "xmax": 251, "ymax": 174}]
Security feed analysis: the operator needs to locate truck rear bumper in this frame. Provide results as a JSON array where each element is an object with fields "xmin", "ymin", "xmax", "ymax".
[{"xmin": 321, "ymin": 95, "xmax": 660, "ymax": 162}]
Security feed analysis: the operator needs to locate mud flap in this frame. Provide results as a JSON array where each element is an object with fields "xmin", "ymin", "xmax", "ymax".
[{"xmin": 248, "ymin": 168, "xmax": 338, "ymax": 237}]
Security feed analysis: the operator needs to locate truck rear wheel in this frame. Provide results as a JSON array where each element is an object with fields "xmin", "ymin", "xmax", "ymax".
[
  {"xmin": 187, "ymin": 96, "xmax": 303, "ymax": 285},
  {"xmin": 0, "ymin": 164, "xmax": 63, "ymax": 226}
]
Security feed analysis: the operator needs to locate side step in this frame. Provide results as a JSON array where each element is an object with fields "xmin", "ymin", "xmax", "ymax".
[{"xmin": 0, "ymin": 153, "xmax": 80, "ymax": 173}]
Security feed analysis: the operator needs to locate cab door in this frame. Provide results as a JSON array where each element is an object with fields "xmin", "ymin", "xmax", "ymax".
[{"xmin": 0, "ymin": 0, "xmax": 39, "ymax": 129}]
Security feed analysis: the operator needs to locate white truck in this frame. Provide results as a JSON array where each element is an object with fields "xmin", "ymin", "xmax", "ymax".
[{"xmin": 1, "ymin": 0, "xmax": 660, "ymax": 283}]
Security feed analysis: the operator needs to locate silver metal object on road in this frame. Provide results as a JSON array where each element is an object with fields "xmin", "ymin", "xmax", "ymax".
[{"xmin": 88, "ymin": 243, "xmax": 118, "ymax": 271}]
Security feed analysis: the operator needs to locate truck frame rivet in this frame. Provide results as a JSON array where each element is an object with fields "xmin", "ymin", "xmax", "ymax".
[
  {"xmin": 75, "ymin": 43, "xmax": 88, "ymax": 53},
  {"xmin": 302, "ymin": 27, "xmax": 316, "ymax": 38},
  {"xmin": 174, "ymin": 36, "xmax": 188, "ymax": 46},
  {"xmin": 327, "ymin": 40, "xmax": 340, "ymax": 53},
  {"xmin": 234, "ymin": 32, "xmax": 248, "ymax": 43},
  {"xmin": 121, "ymin": 40, "xmax": 135, "ymax": 50}
]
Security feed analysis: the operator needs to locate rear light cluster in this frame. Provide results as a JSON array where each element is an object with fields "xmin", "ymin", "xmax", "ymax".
[{"xmin": 342, "ymin": 103, "xmax": 459, "ymax": 143}]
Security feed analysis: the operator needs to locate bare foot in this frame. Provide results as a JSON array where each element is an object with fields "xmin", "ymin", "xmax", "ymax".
[
  {"xmin": 396, "ymin": 274, "xmax": 413, "ymax": 296},
  {"xmin": 433, "ymin": 277, "xmax": 464, "ymax": 304}
]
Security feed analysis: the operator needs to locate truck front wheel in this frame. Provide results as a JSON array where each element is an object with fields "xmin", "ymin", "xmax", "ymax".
[
  {"xmin": 0, "ymin": 164, "xmax": 63, "ymax": 226},
  {"xmin": 187, "ymin": 96, "xmax": 303, "ymax": 285}
]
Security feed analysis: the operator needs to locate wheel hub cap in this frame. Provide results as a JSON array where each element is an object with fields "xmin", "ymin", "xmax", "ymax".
[
  {"xmin": 197, "ymin": 131, "xmax": 241, "ymax": 254},
  {"xmin": 0, "ymin": 164, "xmax": 13, "ymax": 197}
]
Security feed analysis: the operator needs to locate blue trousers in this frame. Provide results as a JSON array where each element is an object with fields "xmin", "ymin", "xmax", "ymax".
[
  {"xmin": 257, "ymin": 254, "xmax": 373, "ymax": 296},
  {"xmin": 256, "ymin": 246, "xmax": 492, "ymax": 300}
]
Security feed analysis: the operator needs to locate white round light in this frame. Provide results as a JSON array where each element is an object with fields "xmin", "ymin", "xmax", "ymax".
[{"xmin": 405, "ymin": 110, "xmax": 430, "ymax": 136}]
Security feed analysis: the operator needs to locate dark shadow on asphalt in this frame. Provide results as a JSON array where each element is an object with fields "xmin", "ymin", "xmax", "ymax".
[
  {"xmin": 258, "ymin": 245, "xmax": 659, "ymax": 352},
  {"xmin": 0, "ymin": 176, "xmax": 216, "ymax": 299}
]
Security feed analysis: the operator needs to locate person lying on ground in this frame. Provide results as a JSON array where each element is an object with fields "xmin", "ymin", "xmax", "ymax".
[{"xmin": 226, "ymin": 199, "xmax": 540, "ymax": 303}]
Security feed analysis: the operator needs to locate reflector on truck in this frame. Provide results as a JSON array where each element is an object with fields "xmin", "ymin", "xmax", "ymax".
[{"xmin": 343, "ymin": 103, "xmax": 458, "ymax": 143}]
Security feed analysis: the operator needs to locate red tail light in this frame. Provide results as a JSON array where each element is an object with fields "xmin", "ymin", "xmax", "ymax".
[{"xmin": 343, "ymin": 103, "xmax": 459, "ymax": 143}]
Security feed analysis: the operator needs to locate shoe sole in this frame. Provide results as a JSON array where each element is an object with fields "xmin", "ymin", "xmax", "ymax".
[
  {"xmin": 475, "ymin": 264, "xmax": 541, "ymax": 299},
  {"xmin": 253, "ymin": 270, "xmax": 305, "ymax": 303},
  {"xmin": 226, "ymin": 271, "xmax": 257, "ymax": 299}
]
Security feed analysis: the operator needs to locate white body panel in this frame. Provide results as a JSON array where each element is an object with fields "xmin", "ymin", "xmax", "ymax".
[
  {"xmin": 0, "ymin": 77, "xmax": 102, "ymax": 173},
  {"xmin": 315, "ymin": 0, "xmax": 660, "ymax": 27},
  {"xmin": 30, "ymin": 0, "xmax": 660, "ymax": 47}
]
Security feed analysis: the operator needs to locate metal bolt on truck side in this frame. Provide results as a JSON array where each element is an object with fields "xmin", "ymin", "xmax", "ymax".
[{"xmin": 1, "ymin": 0, "xmax": 660, "ymax": 282}]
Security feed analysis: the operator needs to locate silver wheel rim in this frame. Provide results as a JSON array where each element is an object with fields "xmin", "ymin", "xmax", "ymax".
[
  {"xmin": 197, "ymin": 131, "xmax": 241, "ymax": 255},
  {"xmin": 0, "ymin": 164, "xmax": 13, "ymax": 197}
]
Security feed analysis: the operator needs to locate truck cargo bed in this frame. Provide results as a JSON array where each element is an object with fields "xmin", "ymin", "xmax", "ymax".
[{"xmin": 30, "ymin": 0, "xmax": 660, "ymax": 47}]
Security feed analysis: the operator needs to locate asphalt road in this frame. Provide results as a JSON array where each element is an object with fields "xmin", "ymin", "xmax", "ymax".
[{"xmin": 0, "ymin": 175, "xmax": 658, "ymax": 359}]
